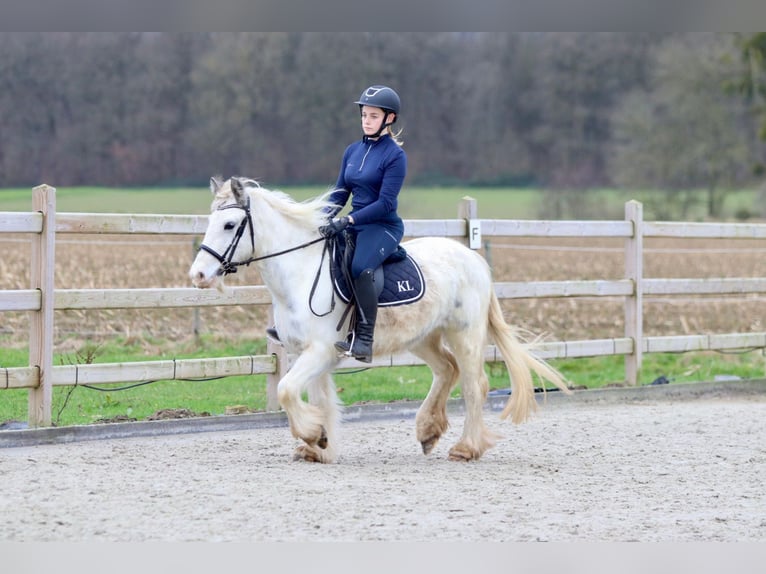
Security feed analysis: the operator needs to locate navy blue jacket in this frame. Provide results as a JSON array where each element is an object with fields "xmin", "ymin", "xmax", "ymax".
[{"xmin": 327, "ymin": 134, "xmax": 406, "ymax": 232}]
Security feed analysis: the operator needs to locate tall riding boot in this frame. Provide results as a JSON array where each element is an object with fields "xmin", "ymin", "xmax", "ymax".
[{"xmin": 335, "ymin": 268, "xmax": 378, "ymax": 363}]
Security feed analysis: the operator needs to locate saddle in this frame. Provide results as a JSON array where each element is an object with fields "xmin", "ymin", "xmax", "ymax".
[{"xmin": 330, "ymin": 231, "xmax": 425, "ymax": 308}]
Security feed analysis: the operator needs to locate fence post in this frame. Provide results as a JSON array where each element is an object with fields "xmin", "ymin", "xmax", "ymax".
[
  {"xmin": 191, "ymin": 237, "xmax": 201, "ymax": 341},
  {"xmin": 457, "ymin": 195, "xmax": 481, "ymax": 249},
  {"xmin": 28, "ymin": 185, "xmax": 56, "ymax": 427},
  {"xmin": 265, "ymin": 307, "xmax": 285, "ymax": 411},
  {"xmin": 624, "ymin": 200, "xmax": 643, "ymax": 386}
]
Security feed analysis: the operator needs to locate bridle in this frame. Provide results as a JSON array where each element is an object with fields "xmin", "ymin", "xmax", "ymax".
[
  {"xmin": 197, "ymin": 198, "xmax": 325, "ymax": 276},
  {"xmin": 198, "ymin": 196, "xmax": 345, "ymax": 320}
]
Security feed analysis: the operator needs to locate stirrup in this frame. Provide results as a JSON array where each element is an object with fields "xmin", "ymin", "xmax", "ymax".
[
  {"xmin": 334, "ymin": 332, "xmax": 353, "ymax": 355},
  {"xmin": 334, "ymin": 340, "xmax": 352, "ymax": 354},
  {"xmin": 344, "ymin": 331, "xmax": 374, "ymax": 363}
]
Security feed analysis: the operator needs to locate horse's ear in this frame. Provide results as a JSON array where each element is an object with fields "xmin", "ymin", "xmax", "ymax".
[
  {"xmin": 230, "ymin": 177, "xmax": 247, "ymax": 205},
  {"xmin": 209, "ymin": 176, "xmax": 222, "ymax": 195}
]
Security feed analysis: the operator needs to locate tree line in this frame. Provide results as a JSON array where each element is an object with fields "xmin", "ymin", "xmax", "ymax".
[{"xmin": 0, "ymin": 32, "xmax": 763, "ymax": 214}]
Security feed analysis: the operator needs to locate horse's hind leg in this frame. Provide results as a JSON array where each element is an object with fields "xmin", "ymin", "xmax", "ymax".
[
  {"xmin": 444, "ymin": 330, "xmax": 498, "ymax": 461},
  {"xmin": 412, "ymin": 333, "xmax": 459, "ymax": 455}
]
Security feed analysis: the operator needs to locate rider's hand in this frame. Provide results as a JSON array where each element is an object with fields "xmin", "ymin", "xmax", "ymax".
[{"xmin": 319, "ymin": 216, "xmax": 350, "ymax": 238}]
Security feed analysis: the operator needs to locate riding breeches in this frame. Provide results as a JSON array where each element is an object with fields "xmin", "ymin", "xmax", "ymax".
[{"xmin": 349, "ymin": 224, "xmax": 402, "ymax": 278}]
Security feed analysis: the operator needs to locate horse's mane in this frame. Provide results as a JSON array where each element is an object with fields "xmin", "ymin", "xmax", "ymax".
[{"xmin": 214, "ymin": 178, "xmax": 338, "ymax": 230}]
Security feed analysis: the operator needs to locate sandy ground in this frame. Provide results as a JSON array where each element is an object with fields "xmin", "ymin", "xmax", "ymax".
[{"xmin": 1, "ymin": 389, "xmax": 765, "ymax": 542}]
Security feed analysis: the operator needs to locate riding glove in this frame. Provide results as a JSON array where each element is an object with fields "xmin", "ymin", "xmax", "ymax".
[{"xmin": 319, "ymin": 216, "xmax": 350, "ymax": 238}]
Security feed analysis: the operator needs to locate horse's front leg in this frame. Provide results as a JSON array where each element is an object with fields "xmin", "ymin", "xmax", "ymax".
[{"xmin": 276, "ymin": 345, "xmax": 339, "ymax": 463}]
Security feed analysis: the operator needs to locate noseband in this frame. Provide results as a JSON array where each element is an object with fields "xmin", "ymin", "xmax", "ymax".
[{"xmin": 198, "ymin": 198, "xmax": 326, "ymax": 276}]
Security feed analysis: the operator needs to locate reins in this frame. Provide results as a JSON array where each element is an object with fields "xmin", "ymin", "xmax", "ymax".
[
  {"xmin": 197, "ymin": 198, "xmax": 343, "ymax": 320},
  {"xmin": 308, "ymin": 237, "xmax": 338, "ymax": 318},
  {"xmin": 308, "ymin": 232, "xmax": 357, "ymax": 328},
  {"xmin": 229, "ymin": 236, "xmax": 327, "ymax": 269},
  {"xmin": 198, "ymin": 198, "xmax": 325, "ymax": 275}
]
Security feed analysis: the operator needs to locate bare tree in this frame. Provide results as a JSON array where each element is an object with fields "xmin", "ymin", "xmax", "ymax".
[
  {"xmin": 0, "ymin": 31, "xmax": 761, "ymax": 205},
  {"xmin": 611, "ymin": 33, "xmax": 757, "ymax": 219}
]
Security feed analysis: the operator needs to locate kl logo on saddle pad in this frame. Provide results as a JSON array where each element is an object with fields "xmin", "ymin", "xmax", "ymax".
[{"xmin": 332, "ymin": 243, "xmax": 426, "ymax": 308}]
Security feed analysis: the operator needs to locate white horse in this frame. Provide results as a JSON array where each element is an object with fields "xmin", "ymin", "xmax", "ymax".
[{"xmin": 189, "ymin": 176, "xmax": 570, "ymax": 463}]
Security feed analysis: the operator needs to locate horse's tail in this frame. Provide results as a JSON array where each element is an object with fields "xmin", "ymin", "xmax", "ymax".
[{"xmin": 487, "ymin": 289, "xmax": 571, "ymax": 423}]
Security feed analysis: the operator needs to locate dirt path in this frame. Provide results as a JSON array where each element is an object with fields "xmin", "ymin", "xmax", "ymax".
[{"xmin": 1, "ymin": 388, "xmax": 764, "ymax": 542}]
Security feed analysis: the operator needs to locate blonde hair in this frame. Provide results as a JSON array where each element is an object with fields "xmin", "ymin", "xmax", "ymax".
[{"xmin": 386, "ymin": 124, "xmax": 404, "ymax": 146}]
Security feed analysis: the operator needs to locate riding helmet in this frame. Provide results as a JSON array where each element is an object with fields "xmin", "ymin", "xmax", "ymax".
[{"xmin": 355, "ymin": 85, "xmax": 401, "ymax": 117}]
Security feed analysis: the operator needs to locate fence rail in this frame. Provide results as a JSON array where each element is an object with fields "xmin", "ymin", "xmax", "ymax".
[{"xmin": 2, "ymin": 185, "xmax": 765, "ymax": 427}]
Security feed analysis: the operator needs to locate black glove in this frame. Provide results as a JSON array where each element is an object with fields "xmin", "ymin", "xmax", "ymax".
[{"xmin": 319, "ymin": 216, "xmax": 350, "ymax": 238}]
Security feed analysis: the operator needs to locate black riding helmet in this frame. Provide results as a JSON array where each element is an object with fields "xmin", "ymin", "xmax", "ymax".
[
  {"xmin": 355, "ymin": 85, "xmax": 400, "ymax": 138},
  {"xmin": 355, "ymin": 85, "xmax": 401, "ymax": 117}
]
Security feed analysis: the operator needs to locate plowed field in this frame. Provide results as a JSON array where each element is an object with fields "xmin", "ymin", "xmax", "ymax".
[{"xmin": 1, "ymin": 234, "xmax": 765, "ymax": 349}]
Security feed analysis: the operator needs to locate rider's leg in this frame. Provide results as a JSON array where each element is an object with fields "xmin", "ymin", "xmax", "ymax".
[
  {"xmin": 333, "ymin": 268, "xmax": 378, "ymax": 362},
  {"xmin": 348, "ymin": 268, "xmax": 377, "ymax": 363},
  {"xmin": 334, "ymin": 225, "xmax": 397, "ymax": 362}
]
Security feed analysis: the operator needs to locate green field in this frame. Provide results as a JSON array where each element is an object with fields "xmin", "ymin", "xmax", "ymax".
[
  {"xmin": 0, "ymin": 185, "xmax": 547, "ymax": 218},
  {"xmin": 1, "ymin": 184, "xmax": 760, "ymax": 220},
  {"xmin": 1, "ymin": 338, "xmax": 763, "ymax": 428}
]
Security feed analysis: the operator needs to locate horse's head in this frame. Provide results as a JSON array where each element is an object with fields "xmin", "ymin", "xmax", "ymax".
[
  {"xmin": 190, "ymin": 175, "xmax": 339, "ymax": 290},
  {"xmin": 189, "ymin": 176, "xmax": 255, "ymax": 289}
]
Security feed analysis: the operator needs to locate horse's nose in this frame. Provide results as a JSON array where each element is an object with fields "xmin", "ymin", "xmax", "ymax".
[{"xmin": 190, "ymin": 269, "xmax": 207, "ymax": 288}]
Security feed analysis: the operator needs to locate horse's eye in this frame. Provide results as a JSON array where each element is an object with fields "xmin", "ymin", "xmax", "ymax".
[{"xmin": 224, "ymin": 221, "xmax": 236, "ymax": 231}]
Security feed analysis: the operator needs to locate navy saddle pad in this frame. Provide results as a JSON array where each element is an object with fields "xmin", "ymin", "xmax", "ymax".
[{"xmin": 331, "ymin": 240, "xmax": 425, "ymax": 307}]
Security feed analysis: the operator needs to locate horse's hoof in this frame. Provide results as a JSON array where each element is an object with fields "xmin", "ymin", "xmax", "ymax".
[
  {"xmin": 447, "ymin": 451, "xmax": 473, "ymax": 462},
  {"xmin": 317, "ymin": 426, "xmax": 328, "ymax": 449},
  {"xmin": 447, "ymin": 444, "xmax": 478, "ymax": 462},
  {"xmin": 420, "ymin": 436, "xmax": 439, "ymax": 455},
  {"xmin": 293, "ymin": 445, "xmax": 322, "ymax": 463}
]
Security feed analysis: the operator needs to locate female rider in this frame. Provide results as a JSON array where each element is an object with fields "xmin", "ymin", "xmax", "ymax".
[
  {"xmin": 319, "ymin": 85, "xmax": 407, "ymax": 363},
  {"xmin": 269, "ymin": 85, "xmax": 407, "ymax": 364}
]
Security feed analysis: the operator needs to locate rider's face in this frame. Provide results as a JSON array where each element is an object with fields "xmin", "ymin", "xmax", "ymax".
[{"xmin": 360, "ymin": 105, "xmax": 393, "ymax": 137}]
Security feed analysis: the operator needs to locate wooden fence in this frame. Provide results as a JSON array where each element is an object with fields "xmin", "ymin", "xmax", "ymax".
[{"xmin": 2, "ymin": 185, "xmax": 766, "ymax": 427}]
